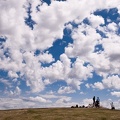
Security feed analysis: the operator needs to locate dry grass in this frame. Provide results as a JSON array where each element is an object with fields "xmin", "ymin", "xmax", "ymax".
[{"xmin": 0, "ymin": 108, "xmax": 120, "ymax": 120}]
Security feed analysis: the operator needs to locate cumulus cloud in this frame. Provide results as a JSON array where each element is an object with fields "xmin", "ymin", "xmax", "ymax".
[
  {"xmin": 0, "ymin": 95, "xmax": 52, "ymax": 110},
  {"xmin": 0, "ymin": 0, "xmax": 119, "ymax": 93},
  {"xmin": 102, "ymin": 75, "xmax": 120, "ymax": 90},
  {"xmin": 58, "ymin": 86, "xmax": 76, "ymax": 94},
  {"xmin": 69, "ymin": 58, "xmax": 93, "ymax": 80},
  {"xmin": 9, "ymin": 86, "xmax": 21, "ymax": 96},
  {"xmin": 88, "ymin": 14, "xmax": 104, "ymax": 28},
  {"xmin": 0, "ymin": 0, "xmax": 120, "ymax": 109},
  {"xmin": 111, "ymin": 91, "xmax": 120, "ymax": 97},
  {"xmin": 65, "ymin": 24, "xmax": 101, "ymax": 58},
  {"xmin": 29, "ymin": 96, "xmax": 51, "ymax": 103},
  {"xmin": 82, "ymin": 98, "xmax": 92, "ymax": 106},
  {"xmin": 107, "ymin": 22, "xmax": 118, "ymax": 31},
  {"xmin": 38, "ymin": 52, "xmax": 55, "ymax": 63},
  {"xmin": 56, "ymin": 96, "xmax": 71, "ymax": 103},
  {"xmin": 91, "ymin": 75, "xmax": 120, "ymax": 90},
  {"xmin": 8, "ymin": 71, "xmax": 18, "ymax": 78},
  {"xmin": 93, "ymin": 82, "xmax": 104, "ymax": 90},
  {"xmin": 0, "ymin": 97, "xmax": 35, "ymax": 110}
]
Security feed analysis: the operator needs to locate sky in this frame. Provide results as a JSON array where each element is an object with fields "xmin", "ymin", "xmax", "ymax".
[{"xmin": 0, "ymin": 0, "xmax": 120, "ymax": 110}]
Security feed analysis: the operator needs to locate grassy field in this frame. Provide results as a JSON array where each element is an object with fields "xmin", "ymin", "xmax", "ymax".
[{"xmin": 0, "ymin": 108, "xmax": 120, "ymax": 120}]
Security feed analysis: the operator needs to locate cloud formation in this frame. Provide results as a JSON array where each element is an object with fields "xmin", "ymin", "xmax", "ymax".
[{"xmin": 0, "ymin": 0, "xmax": 120, "ymax": 109}]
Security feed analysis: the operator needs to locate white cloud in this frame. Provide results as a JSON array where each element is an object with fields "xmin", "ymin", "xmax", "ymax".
[
  {"xmin": 92, "ymin": 75, "xmax": 120, "ymax": 90},
  {"xmin": 93, "ymin": 82, "xmax": 104, "ymax": 90},
  {"xmin": 0, "ymin": 96, "xmax": 120, "ymax": 110},
  {"xmin": 0, "ymin": 97, "xmax": 35, "ymax": 110},
  {"xmin": 111, "ymin": 91, "xmax": 120, "ymax": 97},
  {"xmin": 107, "ymin": 22, "xmax": 118, "ymax": 31},
  {"xmin": 85, "ymin": 83, "xmax": 91, "ymax": 89},
  {"xmin": 0, "ymin": 78, "xmax": 12, "ymax": 87},
  {"xmin": 58, "ymin": 86, "xmax": 76, "ymax": 94},
  {"xmin": 8, "ymin": 71, "xmax": 18, "ymax": 78},
  {"xmin": 69, "ymin": 58, "xmax": 93, "ymax": 80},
  {"xmin": 102, "ymin": 37, "xmax": 120, "ymax": 64},
  {"xmin": 89, "ymin": 14, "xmax": 104, "ymax": 28},
  {"xmin": 41, "ymin": 94, "xmax": 59, "ymax": 99},
  {"xmin": 29, "ymin": 96, "xmax": 51, "ymax": 103},
  {"xmin": 55, "ymin": 96, "xmax": 71, "ymax": 104},
  {"xmin": 9, "ymin": 86, "xmax": 21, "ymax": 96},
  {"xmin": 101, "ymin": 99, "xmax": 120, "ymax": 109},
  {"xmin": 38, "ymin": 52, "xmax": 55, "ymax": 63},
  {"xmin": 102, "ymin": 75, "xmax": 120, "ymax": 90},
  {"xmin": 65, "ymin": 24, "xmax": 101, "ymax": 58},
  {"xmin": 80, "ymin": 91, "xmax": 85, "ymax": 95},
  {"xmin": 60, "ymin": 53, "xmax": 71, "ymax": 78},
  {"xmin": 41, "ymin": 93, "xmax": 67, "ymax": 100},
  {"xmin": 82, "ymin": 98, "xmax": 92, "ymax": 106},
  {"xmin": 42, "ymin": 60, "xmax": 64, "ymax": 81},
  {"xmin": 65, "ymin": 78, "xmax": 82, "ymax": 90},
  {"xmin": 0, "ymin": 0, "xmax": 120, "ymax": 110},
  {"xmin": 107, "ymin": 18, "xmax": 112, "ymax": 23},
  {"xmin": 0, "ymin": 0, "xmax": 119, "ymax": 94}
]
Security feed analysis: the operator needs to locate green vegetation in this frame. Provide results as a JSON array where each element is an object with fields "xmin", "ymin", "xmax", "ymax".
[{"xmin": 0, "ymin": 108, "xmax": 120, "ymax": 120}]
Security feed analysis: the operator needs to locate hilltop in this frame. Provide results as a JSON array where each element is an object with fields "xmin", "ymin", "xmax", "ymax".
[{"xmin": 0, "ymin": 107, "xmax": 120, "ymax": 120}]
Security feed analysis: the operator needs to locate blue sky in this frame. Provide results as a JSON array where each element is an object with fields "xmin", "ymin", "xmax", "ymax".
[{"xmin": 0, "ymin": 0, "xmax": 120, "ymax": 110}]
